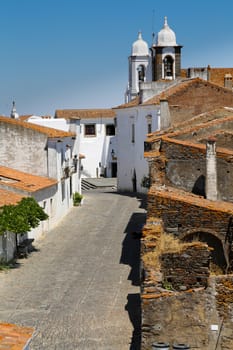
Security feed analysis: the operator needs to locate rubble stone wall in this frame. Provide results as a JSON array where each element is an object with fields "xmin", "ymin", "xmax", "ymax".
[{"xmin": 141, "ymin": 218, "xmax": 233, "ymax": 350}]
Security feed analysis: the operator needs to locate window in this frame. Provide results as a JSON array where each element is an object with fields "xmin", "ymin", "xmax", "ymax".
[
  {"xmin": 84, "ymin": 124, "xmax": 96, "ymax": 136},
  {"xmin": 131, "ymin": 123, "xmax": 135, "ymax": 143},
  {"xmin": 146, "ymin": 115, "xmax": 152, "ymax": 134},
  {"xmin": 106, "ymin": 124, "xmax": 115, "ymax": 136},
  {"xmin": 70, "ymin": 176, "xmax": 72, "ymax": 198},
  {"xmin": 148, "ymin": 123, "xmax": 152, "ymax": 134},
  {"xmin": 50, "ymin": 198, "xmax": 53, "ymax": 216},
  {"xmin": 61, "ymin": 181, "xmax": 65, "ymax": 201}
]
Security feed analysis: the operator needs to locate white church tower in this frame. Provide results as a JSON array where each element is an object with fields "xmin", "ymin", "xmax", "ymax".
[
  {"xmin": 125, "ymin": 32, "xmax": 150, "ymax": 103},
  {"xmin": 125, "ymin": 17, "xmax": 182, "ymax": 102},
  {"xmin": 151, "ymin": 16, "xmax": 182, "ymax": 81}
]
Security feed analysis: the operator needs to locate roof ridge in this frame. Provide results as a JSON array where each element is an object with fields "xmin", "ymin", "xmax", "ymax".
[{"xmin": 0, "ymin": 116, "xmax": 75, "ymax": 138}]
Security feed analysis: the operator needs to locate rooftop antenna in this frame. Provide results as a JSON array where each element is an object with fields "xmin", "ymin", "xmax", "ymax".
[{"xmin": 152, "ymin": 9, "xmax": 156, "ymax": 45}]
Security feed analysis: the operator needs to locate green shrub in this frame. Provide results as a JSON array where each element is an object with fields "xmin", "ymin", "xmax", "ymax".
[{"xmin": 73, "ymin": 192, "xmax": 83, "ymax": 206}]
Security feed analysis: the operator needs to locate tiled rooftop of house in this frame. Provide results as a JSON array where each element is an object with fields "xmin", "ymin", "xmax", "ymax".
[
  {"xmin": 0, "ymin": 116, "xmax": 75, "ymax": 138},
  {"xmin": 145, "ymin": 107, "xmax": 233, "ymax": 159},
  {"xmin": 114, "ymin": 77, "xmax": 233, "ymax": 110},
  {"xmin": 0, "ymin": 322, "xmax": 34, "ymax": 350},
  {"xmin": 149, "ymin": 185, "xmax": 233, "ymax": 214},
  {"xmin": 113, "ymin": 96, "xmax": 140, "ymax": 109},
  {"xmin": 181, "ymin": 67, "xmax": 233, "ymax": 88},
  {"xmin": 164, "ymin": 109, "xmax": 233, "ymax": 144},
  {"xmin": 0, "ymin": 166, "xmax": 58, "ymax": 193},
  {"xmin": 209, "ymin": 67, "xmax": 233, "ymax": 87},
  {"xmin": 55, "ymin": 108, "xmax": 115, "ymax": 119},
  {"xmin": 146, "ymin": 107, "xmax": 233, "ymax": 143},
  {"xmin": 143, "ymin": 78, "xmax": 231, "ymax": 106},
  {"xmin": 0, "ymin": 188, "xmax": 24, "ymax": 207}
]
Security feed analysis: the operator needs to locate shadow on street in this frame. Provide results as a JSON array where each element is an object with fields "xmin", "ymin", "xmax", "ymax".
[{"xmin": 120, "ymin": 193, "xmax": 147, "ymax": 350}]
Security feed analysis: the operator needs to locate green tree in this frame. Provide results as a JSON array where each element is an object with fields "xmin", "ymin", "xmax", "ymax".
[{"xmin": 0, "ymin": 197, "xmax": 48, "ymax": 235}]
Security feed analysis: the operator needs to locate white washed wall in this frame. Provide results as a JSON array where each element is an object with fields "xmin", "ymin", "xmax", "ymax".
[
  {"xmin": 116, "ymin": 105, "xmax": 159, "ymax": 193},
  {"xmin": 79, "ymin": 117, "xmax": 117, "ymax": 178}
]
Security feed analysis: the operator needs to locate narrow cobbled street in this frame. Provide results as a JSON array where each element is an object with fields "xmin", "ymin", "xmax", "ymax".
[{"xmin": 0, "ymin": 187, "xmax": 146, "ymax": 350}]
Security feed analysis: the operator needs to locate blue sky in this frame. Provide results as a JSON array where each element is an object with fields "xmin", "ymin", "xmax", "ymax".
[{"xmin": 0, "ymin": 0, "xmax": 233, "ymax": 116}]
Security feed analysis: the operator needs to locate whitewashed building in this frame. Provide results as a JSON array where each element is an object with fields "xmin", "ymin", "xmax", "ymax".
[
  {"xmin": 116, "ymin": 17, "xmax": 182, "ymax": 193},
  {"xmin": 0, "ymin": 115, "xmax": 81, "ymax": 239},
  {"xmin": 55, "ymin": 109, "xmax": 117, "ymax": 178}
]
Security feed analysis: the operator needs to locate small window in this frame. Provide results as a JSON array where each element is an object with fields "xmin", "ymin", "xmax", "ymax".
[
  {"xmin": 106, "ymin": 124, "xmax": 115, "ymax": 136},
  {"xmin": 146, "ymin": 115, "xmax": 152, "ymax": 134},
  {"xmin": 84, "ymin": 124, "xmax": 96, "ymax": 136},
  {"xmin": 131, "ymin": 123, "xmax": 135, "ymax": 143},
  {"xmin": 148, "ymin": 123, "xmax": 152, "ymax": 134},
  {"xmin": 61, "ymin": 181, "xmax": 65, "ymax": 201},
  {"xmin": 70, "ymin": 176, "xmax": 72, "ymax": 198},
  {"xmin": 50, "ymin": 198, "xmax": 53, "ymax": 216}
]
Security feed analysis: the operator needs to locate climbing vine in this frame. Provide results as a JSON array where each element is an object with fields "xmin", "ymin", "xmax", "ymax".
[{"xmin": 0, "ymin": 197, "xmax": 48, "ymax": 235}]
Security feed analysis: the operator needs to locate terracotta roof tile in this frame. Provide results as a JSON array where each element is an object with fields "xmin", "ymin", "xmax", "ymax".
[
  {"xmin": 18, "ymin": 115, "xmax": 33, "ymax": 121},
  {"xmin": 55, "ymin": 109, "xmax": 115, "ymax": 119},
  {"xmin": 149, "ymin": 185, "xmax": 233, "ymax": 214},
  {"xmin": 143, "ymin": 78, "xmax": 231, "ymax": 105},
  {"xmin": 116, "ymin": 77, "xmax": 233, "ymax": 110},
  {"xmin": 113, "ymin": 96, "xmax": 140, "ymax": 109},
  {"xmin": 0, "ymin": 116, "xmax": 75, "ymax": 138},
  {"xmin": 209, "ymin": 67, "xmax": 233, "ymax": 87},
  {"xmin": 0, "ymin": 166, "xmax": 57, "ymax": 193},
  {"xmin": 0, "ymin": 188, "xmax": 24, "ymax": 207},
  {"xmin": 114, "ymin": 78, "xmax": 227, "ymax": 109},
  {"xmin": 0, "ymin": 322, "xmax": 34, "ymax": 349},
  {"xmin": 146, "ymin": 107, "xmax": 233, "ymax": 143}
]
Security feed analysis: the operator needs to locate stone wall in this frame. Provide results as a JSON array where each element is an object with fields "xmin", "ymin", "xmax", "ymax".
[
  {"xmin": 150, "ymin": 138, "xmax": 233, "ymax": 202},
  {"xmin": 147, "ymin": 187, "xmax": 233, "ymax": 242},
  {"xmin": 141, "ymin": 217, "xmax": 233, "ymax": 349},
  {"xmin": 161, "ymin": 245, "xmax": 210, "ymax": 290}
]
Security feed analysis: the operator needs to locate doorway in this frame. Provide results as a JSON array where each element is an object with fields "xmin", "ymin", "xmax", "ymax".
[{"xmin": 111, "ymin": 162, "xmax": 117, "ymax": 178}]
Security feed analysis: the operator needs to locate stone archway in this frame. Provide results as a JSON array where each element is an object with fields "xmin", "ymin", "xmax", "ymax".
[{"xmin": 182, "ymin": 231, "xmax": 226, "ymax": 273}]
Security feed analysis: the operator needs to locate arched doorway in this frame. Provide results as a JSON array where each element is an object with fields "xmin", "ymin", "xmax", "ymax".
[{"xmin": 182, "ymin": 231, "xmax": 226, "ymax": 273}]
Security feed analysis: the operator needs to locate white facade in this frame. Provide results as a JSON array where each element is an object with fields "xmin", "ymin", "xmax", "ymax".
[
  {"xmin": 0, "ymin": 116, "xmax": 81, "ymax": 240},
  {"xmin": 116, "ymin": 105, "xmax": 160, "ymax": 193},
  {"xmin": 116, "ymin": 16, "xmax": 181, "ymax": 193},
  {"xmin": 54, "ymin": 109, "xmax": 117, "ymax": 180},
  {"xmin": 79, "ymin": 117, "xmax": 117, "ymax": 178},
  {"xmin": 125, "ymin": 17, "xmax": 181, "ymax": 102}
]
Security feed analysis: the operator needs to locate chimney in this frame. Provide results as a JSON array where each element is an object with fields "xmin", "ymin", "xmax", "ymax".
[
  {"xmin": 207, "ymin": 65, "xmax": 211, "ymax": 81},
  {"xmin": 160, "ymin": 99, "xmax": 171, "ymax": 129},
  {"xmin": 206, "ymin": 137, "xmax": 218, "ymax": 201},
  {"xmin": 224, "ymin": 73, "xmax": 232, "ymax": 90}
]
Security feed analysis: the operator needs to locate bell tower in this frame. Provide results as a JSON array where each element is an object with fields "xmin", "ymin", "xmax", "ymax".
[
  {"xmin": 151, "ymin": 17, "xmax": 182, "ymax": 81},
  {"xmin": 125, "ymin": 32, "xmax": 151, "ymax": 103}
]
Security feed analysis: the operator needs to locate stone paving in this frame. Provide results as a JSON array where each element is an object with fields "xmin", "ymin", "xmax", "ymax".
[{"xmin": 0, "ymin": 188, "xmax": 147, "ymax": 350}]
